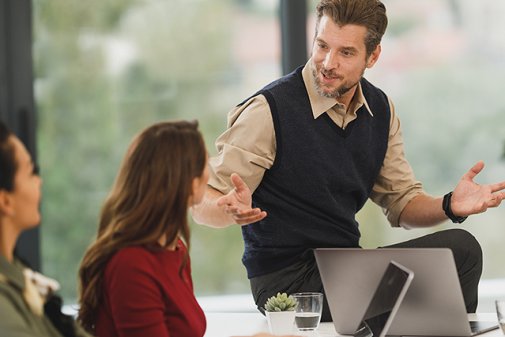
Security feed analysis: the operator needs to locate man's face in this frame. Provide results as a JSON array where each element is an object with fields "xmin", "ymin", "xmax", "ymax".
[{"xmin": 311, "ymin": 15, "xmax": 380, "ymax": 100}]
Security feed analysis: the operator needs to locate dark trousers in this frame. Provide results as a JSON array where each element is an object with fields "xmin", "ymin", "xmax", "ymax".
[{"xmin": 249, "ymin": 229, "xmax": 483, "ymax": 322}]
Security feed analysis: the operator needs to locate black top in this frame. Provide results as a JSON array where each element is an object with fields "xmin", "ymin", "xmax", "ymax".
[{"xmin": 241, "ymin": 67, "xmax": 391, "ymax": 278}]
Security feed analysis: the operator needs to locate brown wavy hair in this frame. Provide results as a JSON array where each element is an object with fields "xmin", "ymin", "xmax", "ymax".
[
  {"xmin": 315, "ymin": 0, "xmax": 388, "ymax": 56},
  {"xmin": 77, "ymin": 120, "xmax": 206, "ymax": 333}
]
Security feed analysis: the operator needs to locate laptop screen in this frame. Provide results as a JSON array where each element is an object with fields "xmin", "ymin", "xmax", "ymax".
[{"xmin": 354, "ymin": 260, "xmax": 414, "ymax": 337}]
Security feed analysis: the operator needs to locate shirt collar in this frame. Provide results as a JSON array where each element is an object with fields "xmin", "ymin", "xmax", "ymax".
[
  {"xmin": 0, "ymin": 254, "xmax": 25, "ymax": 291},
  {"xmin": 302, "ymin": 60, "xmax": 374, "ymax": 118}
]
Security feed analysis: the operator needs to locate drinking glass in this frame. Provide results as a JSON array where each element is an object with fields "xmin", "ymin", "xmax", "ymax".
[
  {"xmin": 292, "ymin": 292, "xmax": 324, "ymax": 331},
  {"xmin": 496, "ymin": 300, "xmax": 505, "ymax": 334}
]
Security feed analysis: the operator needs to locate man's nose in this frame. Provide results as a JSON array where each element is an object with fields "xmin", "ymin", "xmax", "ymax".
[{"xmin": 323, "ymin": 51, "xmax": 339, "ymax": 70}]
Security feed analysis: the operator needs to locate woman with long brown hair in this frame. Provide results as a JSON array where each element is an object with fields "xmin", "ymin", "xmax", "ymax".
[
  {"xmin": 78, "ymin": 120, "xmax": 208, "ymax": 337},
  {"xmin": 78, "ymin": 120, "xmax": 298, "ymax": 337}
]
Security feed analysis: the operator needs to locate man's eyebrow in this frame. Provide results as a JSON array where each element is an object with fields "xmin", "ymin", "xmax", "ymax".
[{"xmin": 341, "ymin": 46, "xmax": 358, "ymax": 52}]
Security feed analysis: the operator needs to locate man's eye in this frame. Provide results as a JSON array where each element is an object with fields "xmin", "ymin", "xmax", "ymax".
[{"xmin": 33, "ymin": 164, "xmax": 40, "ymax": 175}]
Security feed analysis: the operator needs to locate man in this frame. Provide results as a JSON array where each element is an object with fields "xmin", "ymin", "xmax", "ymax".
[{"xmin": 191, "ymin": 0, "xmax": 505, "ymax": 321}]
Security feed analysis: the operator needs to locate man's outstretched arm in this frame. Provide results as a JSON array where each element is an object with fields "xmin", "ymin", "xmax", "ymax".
[
  {"xmin": 191, "ymin": 173, "xmax": 267, "ymax": 228},
  {"xmin": 400, "ymin": 161, "xmax": 505, "ymax": 229}
]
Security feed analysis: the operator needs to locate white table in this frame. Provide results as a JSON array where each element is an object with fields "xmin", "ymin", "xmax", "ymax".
[{"xmin": 203, "ymin": 313, "xmax": 502, "ymax": 337}]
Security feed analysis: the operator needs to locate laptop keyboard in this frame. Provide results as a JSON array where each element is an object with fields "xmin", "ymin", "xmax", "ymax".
[{"xmin": 469, "ymin": 321, "xmax": 498, "ymax": 335}]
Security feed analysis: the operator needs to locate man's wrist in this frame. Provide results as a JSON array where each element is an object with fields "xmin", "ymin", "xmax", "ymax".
[{"xmin": 442, "ymin": 192, "xmax": 468, "ymax": 224}]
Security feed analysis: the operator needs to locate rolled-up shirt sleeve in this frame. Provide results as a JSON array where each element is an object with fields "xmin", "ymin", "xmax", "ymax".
[
  {"xmin": 209, "ymin": 95, "xmax": 276, "ymax": 194},
  {"xmin": 369, "ymin": 98, "xmax": 427, "ymax": 227}
]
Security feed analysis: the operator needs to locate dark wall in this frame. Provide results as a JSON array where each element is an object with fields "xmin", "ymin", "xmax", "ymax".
[{"xmin": 0, "ymin": 0, "xmax": 40, "ymax": 270}]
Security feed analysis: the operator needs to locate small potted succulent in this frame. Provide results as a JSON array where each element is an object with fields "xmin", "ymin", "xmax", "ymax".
[{"xmin": 264, "ymin": 292, "xmax": 298, "ymax": 335}]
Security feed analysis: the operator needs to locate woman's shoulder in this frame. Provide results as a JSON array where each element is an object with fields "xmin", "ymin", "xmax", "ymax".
[
  {"xmin": 106, "ymin": 245, "xmax": 182, "ymax": 275},
  {"xmin": 107, "ymin": 246, "xmax": 157, "ymax": 270},
  {"xmin": 112, "ymin": 245, "xmax": 152, "ymax": 258},
  {"xmin": 103, "ymin": 245, "xmax": 187, "ymax": 292},
  {"xmin": 102, "ymin": 247, "xmax": 155, "ymax": 287},
  {"xmin": 0, "ymin": 282, "xmax": 63, "ymax": 337},
  {"xmin": 112, "ymin": 244, "xmax": 184, "ymax": 260}
]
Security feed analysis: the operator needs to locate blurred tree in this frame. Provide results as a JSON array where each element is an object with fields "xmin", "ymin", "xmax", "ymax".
[{"xmin": 34, "ymin": 0, "xmax": 253, "ymax": 301}]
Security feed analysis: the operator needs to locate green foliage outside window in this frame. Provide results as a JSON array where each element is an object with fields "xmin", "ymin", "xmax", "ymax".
[
  {"xmin": 34, "ymin": 0, "xmax": 505, "ymax": 306},
  {"xmin": 34, "ymin": 0, "xmax": 255, "ymax": 301}
]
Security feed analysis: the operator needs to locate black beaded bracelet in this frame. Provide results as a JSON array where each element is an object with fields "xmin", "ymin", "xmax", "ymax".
[{"xmin": 442, "ymin": 192, "xmax": 468, "ymax": 224}]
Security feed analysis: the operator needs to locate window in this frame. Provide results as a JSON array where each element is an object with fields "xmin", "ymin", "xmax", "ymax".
[
  {"xmin": 351, "ymin": 0, "xmax": 505, "ymax": 311},
  {"xmin": 27, "ymin": 0, "xmax": 505, "ymax": 312},
  {"xmin": 34, "ymin": 0, "xmax": 281, "ymax": 301}
]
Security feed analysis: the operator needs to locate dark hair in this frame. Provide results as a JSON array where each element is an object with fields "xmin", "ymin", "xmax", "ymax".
[
  {"xmin": 78, "ymin": 120, "xmax": 207, "ymax": 333},
  {"xmin": 0, "ymin": 121, "xmax": 16, "ymax": 192},
  {"xmin": 315, "ymin": 0, "xmax": 388, "ymax": 56}
]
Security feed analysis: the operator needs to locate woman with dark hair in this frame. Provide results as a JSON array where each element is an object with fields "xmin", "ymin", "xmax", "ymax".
[{"xmin": 0, "ymin": 121, "xmax": 89, "ymax": 337}]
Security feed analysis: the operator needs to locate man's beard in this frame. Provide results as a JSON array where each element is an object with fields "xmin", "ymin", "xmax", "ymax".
[{"xmin": 312, "ymin": 66, "xmax": 362, "ymax": 99}]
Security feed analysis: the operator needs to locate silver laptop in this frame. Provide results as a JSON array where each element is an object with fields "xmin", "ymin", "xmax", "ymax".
[
  {"xmin": 314, "ymin": 248, "xmax": 498, "ymax": 336},
  {"xmin": 354, "ymin": 260, "xmax": 414, "ymax": 337}
]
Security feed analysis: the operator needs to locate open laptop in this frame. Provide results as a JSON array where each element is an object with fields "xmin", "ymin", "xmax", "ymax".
[
  {"xmin": 353, "ymin": 260, "xmax": 414, "ymax": 337},
  {"xmin": 314, "ymin": 248, "xmax": 498, "ymax": 336}
]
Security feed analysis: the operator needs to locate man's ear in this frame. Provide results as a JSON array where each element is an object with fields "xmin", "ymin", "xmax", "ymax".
[
  {"xmin": 366, "ymin": 44, "xmax": 381, "ymax": 68},
  {"xmin": 0, "ymin": 190, "xmax": 14, "ymax": 217}
]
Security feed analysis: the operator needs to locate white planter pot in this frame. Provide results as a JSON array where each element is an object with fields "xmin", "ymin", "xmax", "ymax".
[{"xmin": 266, "ymin": 310, "xmax": 296, "ymax": 335}]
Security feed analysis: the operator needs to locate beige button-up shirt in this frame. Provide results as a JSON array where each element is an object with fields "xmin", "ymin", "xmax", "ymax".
[{"xmin": 208, "ymin": 61, "xmax": 425, "ymax": 227}]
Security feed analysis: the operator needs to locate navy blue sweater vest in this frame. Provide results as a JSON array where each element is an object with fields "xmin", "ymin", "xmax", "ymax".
[{"xmin": 241, "ymin": 67, "xmax": 390, "ymax": 278}]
